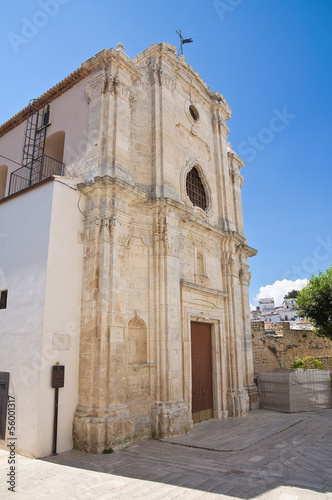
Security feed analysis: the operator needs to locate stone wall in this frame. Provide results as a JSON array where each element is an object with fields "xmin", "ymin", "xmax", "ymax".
[{"xmin": 252, "ymin": 321, "xmax": 332, "ymax": 375}]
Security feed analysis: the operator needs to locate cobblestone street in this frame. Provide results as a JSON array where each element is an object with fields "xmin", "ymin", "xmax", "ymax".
[{"xmin": 1, "ymin": 409, "xmax": 332, "ymax": 499}]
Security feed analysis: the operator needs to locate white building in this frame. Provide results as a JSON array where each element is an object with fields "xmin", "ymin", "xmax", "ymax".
[
  {"xmin": 251, "ymin": 297, "xmax": 299, "ymax": 326},
  {"xmin": 0, "ymin": 177, "xmax": 83, "ymax": 457},
  {"xmin": 258, "ymin": 298, "xmax": 275, "ymax": 311}
]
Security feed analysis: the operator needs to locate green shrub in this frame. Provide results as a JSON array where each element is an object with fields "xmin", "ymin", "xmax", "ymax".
[{"xmin": 292, "ymin": 356, "xmax": 324, "ymax": 370}]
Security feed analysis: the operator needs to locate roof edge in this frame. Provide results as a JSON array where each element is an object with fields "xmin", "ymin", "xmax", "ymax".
[{"xmin": 0, "ymin": 64, "xmax": 92, "ymax": 137}]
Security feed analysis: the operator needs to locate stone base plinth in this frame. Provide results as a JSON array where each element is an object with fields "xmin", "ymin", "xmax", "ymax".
[
  {"xmin": 247, "ymin": 384, "xmax": 260, "ymax": 410},
  {"xmin": 213, "ymin": 410, "xmax": 228, "ymax": 419},
  {"xmin": 73, "ymin": 405, "xmax": 135, "ymax": 453},
  {"xmin": 226, "ymin": 389, "xmax": 250, "ymax": 417},
  {"xmin": 152, "ymin": 400, "xmax": 191, "ymax": 439}
]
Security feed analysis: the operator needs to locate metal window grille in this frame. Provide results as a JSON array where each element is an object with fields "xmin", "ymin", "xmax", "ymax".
[{"xmin": 186, "ymin": 167, "xmax": 207, "ymax": 210}]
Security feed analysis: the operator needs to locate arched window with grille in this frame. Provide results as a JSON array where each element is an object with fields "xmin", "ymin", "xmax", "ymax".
[{"xmin": 186, "ymin": 167, "xmax": 207, "ymax": 210}]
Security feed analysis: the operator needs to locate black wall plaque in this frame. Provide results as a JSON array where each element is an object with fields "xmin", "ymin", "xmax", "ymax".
[
  {"xmin": 52, "ymin": 365, "xmax": 65, "ymax": 388},
  {"xmin": 0, "ymin": 372, "xmax": 10, "ymax": 440}
]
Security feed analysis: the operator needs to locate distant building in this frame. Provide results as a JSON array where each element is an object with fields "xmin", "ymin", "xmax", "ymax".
[
  {"xmin": 258, "ymin": 298, "xmax": 274, "ymax": 311},
  {"xmin": 252, "ymin": 297, "xmax": 301, "ymax": 327}
]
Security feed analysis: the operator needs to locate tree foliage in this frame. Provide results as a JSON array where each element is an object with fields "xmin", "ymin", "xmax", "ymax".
[
  {"xmin": 296, "ymin": 266, "xmax": 332, "ymax": 339},
  {"xmin": 284, "ymin": 289, "xmax": 299, "ymax": 299}
]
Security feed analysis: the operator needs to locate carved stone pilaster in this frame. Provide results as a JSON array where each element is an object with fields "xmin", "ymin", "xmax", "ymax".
[
  {"xmin": 149, "ymin": 60, "xmax": 159, "ymax": 85},
  {"xmin": 83, "ymin": 215, "xmax": 115, "ymax": 243},
  {"xmin": 222, "ymin": 253, "xmax": 241, "ymax": 278},
  {"xmin": 239, "ymin": 266, "xmax": 252, "ymax": 287},
  {"xmin": 85, "ymin": 73, "xmax": 106, "ymax": 103},
  {"xmin": 229, "ymin": 165, "xmax": 244, "ymax": 188},
  {"xmin": 211, "ymin": 106, "xmax": 230, "ymax": 138},
  {"xmin": 113, "ymin": 76, "xmax": 136, "ymax": 107},
  {"xmin": 148, "ymin": 59, "xmax": 176, "ymax": 91},
  {"xmin": 85, "ymin": 67, "xmax": 114, "ymax": 103},
  {"xmin": 111, "ymin": 217, "xmax": 134, "ymax": 247}
]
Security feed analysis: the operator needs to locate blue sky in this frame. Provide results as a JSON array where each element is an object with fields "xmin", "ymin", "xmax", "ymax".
[{"xmin": 1, "ymin": 0, "xmax": 331, "ymax": 305}]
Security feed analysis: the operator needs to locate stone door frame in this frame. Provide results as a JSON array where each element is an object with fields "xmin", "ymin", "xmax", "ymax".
[{"xmin": 180, "ymin": 281, "xmax": 229, "ymax": 421}]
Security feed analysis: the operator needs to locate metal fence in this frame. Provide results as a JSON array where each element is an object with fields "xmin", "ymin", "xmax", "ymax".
[
  {"xmin": 8, "ymin": 155, "xmax": 65, "ymax": 196},
  {"xmin": 257, "ymin": 369, "xmax": 332, "ymax": 413}
]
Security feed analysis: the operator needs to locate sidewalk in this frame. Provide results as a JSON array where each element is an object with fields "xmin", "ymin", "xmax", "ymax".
[{"xmin": 1, "ymin": 408, "xmax": 332, "ymax": 499}]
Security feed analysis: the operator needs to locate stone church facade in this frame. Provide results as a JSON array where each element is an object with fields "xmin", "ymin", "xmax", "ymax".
[
  {"xmin": 0, "ymin": 42, "xmax": 258, "ymax": 456},
  {"xmin": 72, "ymin": 42, "xmax": 258, "ymax": 452}
]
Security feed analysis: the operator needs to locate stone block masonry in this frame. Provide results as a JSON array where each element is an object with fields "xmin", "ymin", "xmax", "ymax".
[{"xmin": 252, "ymin": 321, "xmax": 332, "ymax": 375}]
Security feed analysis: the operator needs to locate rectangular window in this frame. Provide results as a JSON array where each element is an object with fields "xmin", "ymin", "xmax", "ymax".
[{"xmin": 0, "ymin": 290, "xmax": 8, "ymax": 309}]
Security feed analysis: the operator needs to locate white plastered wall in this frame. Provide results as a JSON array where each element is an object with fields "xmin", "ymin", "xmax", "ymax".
[
  {"xmin": 0, "ymin": 76, "xmax": 89, "ymax": 197},
  {"xmin": 0, "ymin": 182, "xmax": 53, "ymax": 457},
  {"xmin": 0, "ymin": 177, "xmax": 83, "ymax": 457}
]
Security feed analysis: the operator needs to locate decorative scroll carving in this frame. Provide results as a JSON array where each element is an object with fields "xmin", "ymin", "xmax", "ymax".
[
  {"xmin": 239, "ymin": 268, "xmax": 251, "ymax": 287},
  {"xmin": 149, "ymin": 60, "xmax": 159, "ymax": 85},
  {"xmin": 83, "ymin": 215, "xmax": 133, "ymax": 246},
  {"xmin": 211, "ymin": 108, "xmax": 230, "ymax": 138},
  {"xmin": 221, "ymin": 252, "xmax": 241, "ymax": 277},
  {"xmin": 239, "ymin": 264, "xmax": 251, "ymax": 286},
  {"xmin": 229, "ymin": 166, "xmax": 244, "ymax": 188},
  {"xmin": 111, "ymin": 218, "xmax": 134, "ymax": 247},
  {"xmin": 83, "ymin": 216, "xmax": 115, "ymax": 242},
  {"xmin": 85, "ymin": 66, "xmax": 114, "ymax": 102},
  {"xmin": 158, "ymin": 68, "xmax": 176, "ymax": 92},
  {"xmin": 85, "ymin": 74, "xmax": 107, "ymax": 103},
  {"xmin": 155, "ymin": 225, "xmax": 184, "ymax": 256},
  {"xmin": 113, "ymin": 76, "xmax": 136, "ymax": 106},
  {"xmin": 148, "ymin": 59, "xmax": 176, "ymax": 91},
  {"xmin": 128, "ymin": 313, "xmax": 145, "ymax": 329}
]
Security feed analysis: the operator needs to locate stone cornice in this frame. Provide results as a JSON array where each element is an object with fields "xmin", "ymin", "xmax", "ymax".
[
  {"xmin": 237, "ymin": 242, "xmax": 258, "ymax": 258},
  {"xmin": 180, "ymin": 279, "xmax": 228, "ymax": 298},
  {"xmin": 78, "ymin": 174, "xmax": 148, "ymax": 204},
  {"xmin": 77, "ymin": 176, "xmax": 256, "ymax": 255},
  {"xmin": 227, "ymin": 147, "xmax": 245, "ymax": 169}
]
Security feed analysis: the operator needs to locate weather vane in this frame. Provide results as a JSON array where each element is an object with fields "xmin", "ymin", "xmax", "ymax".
[{"xmin": 176, "ymin": 30, "xmax": 193, "ymax": 56}]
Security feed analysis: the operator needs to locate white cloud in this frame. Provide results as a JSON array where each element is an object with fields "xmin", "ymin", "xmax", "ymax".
[{"xmin": 254, "ymin": 279, "xmax": 308, "ymax": 307}]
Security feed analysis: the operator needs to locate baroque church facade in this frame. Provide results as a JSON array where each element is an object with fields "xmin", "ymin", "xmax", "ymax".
[{"xmin": 0, "ymin": 42, "xmax": 258, "ymax": 457}]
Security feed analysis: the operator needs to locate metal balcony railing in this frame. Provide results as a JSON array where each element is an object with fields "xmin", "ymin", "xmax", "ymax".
[{"xmin": 8, "ymin": 155, "xmax": 65, "ymax": 196}]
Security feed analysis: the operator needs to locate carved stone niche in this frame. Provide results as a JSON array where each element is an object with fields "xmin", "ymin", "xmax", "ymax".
[{"xmin": 128, "ymin": 315, "xmax": 147, "ymax": 365}]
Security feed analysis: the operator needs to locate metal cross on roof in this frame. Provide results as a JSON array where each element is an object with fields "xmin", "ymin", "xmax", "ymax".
[{"xmin": 176, "ymin": 30, "xmax": 193, "ymax": 56}]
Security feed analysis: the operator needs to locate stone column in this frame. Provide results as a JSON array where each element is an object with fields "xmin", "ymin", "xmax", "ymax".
[
  {"xmin": 211, "ymin": 96, "xmax": 235, "ymax": 232},
  {"xmin": 151, "ymin": 206, "xmax": 191, "ymax": 438},
  {"xmin": 149, "ymin": 58, "xmax": 164, "ymax": 198},
  {"xmin": 228, "ymin": 149, "xmax": 245, "ymax": 236},
  {"xmin": 239, "ymin": 262, "xmax": 259, "ymax": 409},
  {"xmin": 84, "ymin": 61, "xmax": 114, "ymax": 181},
  {"xmin": 73, "ymin": 180, "xmax": 135, "ymax": 453},
  {"xmin": 221, "ymin": 239, "xmax": 250, "ymax": 417}
]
